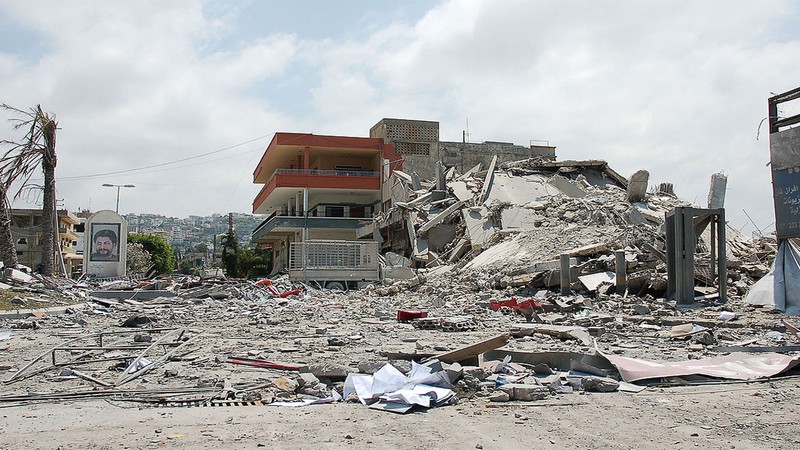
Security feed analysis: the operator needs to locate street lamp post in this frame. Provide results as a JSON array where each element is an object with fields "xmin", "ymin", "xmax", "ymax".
[{"xmin": 102, "ymin": 184, "xmax": 135, "ymax": 213}]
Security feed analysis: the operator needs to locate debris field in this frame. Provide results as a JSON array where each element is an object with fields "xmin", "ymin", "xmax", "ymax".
[{"xmin": 0, "ymin": 157, "xmax": 798, "ymax": 449}]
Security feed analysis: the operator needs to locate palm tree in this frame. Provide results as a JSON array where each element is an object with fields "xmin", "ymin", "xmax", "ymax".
[
  {"xmin": 0, "ymin": 182, "xmax": 18, "ymax": 268},
  {"xmin": 0, "ymin": 104, "xmax": 58, "ymax": 276}
]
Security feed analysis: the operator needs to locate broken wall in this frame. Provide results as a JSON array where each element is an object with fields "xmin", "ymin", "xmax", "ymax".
[{"xmin": 440, "ymin": 141, "xmax": 553, "ymax": 179}]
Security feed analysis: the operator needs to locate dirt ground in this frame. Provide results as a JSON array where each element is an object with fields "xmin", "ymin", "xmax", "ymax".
[
  {"xmin": 0, "ymin": 378, "xmax": 798, "ymax": 449},
  {"xmin": 1, "ymin": 274, "xmax": 799, "ymax": 450}
]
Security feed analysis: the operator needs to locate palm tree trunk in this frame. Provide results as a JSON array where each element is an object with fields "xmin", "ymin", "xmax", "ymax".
[
  {"xmin": 39, "ymin": 115, "xmax": 57, "ymax": 276},
  {"xmin": 0, "ymin": 184, "xmax": 19, "ymax": 269}
]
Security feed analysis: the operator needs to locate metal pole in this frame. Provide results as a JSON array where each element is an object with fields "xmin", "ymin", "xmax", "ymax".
[
  {"xmin": 615, "ymin": 250, "xmax": 627, "ymax": 294},
  {"xmin": 560, "ymin": 253, "xmax": 571, "ymax": 295},
  {"xmin": 115, "ymin": 186, "xmax": 121, "ymax": 212}
]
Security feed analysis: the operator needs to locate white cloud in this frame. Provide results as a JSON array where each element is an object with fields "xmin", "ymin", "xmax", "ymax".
[{"xmin": 0, "ymin": 0, "xmax": 797, "ymax": 235}]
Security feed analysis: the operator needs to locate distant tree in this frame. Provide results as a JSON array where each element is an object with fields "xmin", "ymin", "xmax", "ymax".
[
  {"xmin": 178, "ymin": 260, "xmax": 200, "ymax": 276},
  {"xmin": 128, "ymin": 233, "xmax": 175, "ymax": 275},
  {"xmin": 0, "ymin": 104, "xmax": 58, "ymax": 275},
  {"xmin": 237, "ymin": 245, "xmax": 272, "ymax": 278},
  {"xmin": 126, "ymin": 242, "xmax": 153, "ymax": 277},
  {"xmin": 220, "ymin": 228, "xmax": 239, "ymax": 277}
]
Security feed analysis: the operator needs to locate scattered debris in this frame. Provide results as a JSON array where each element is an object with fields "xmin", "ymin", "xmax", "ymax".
[{"xmin": 0, "ymin": 156, "xmax": 796, "ymax": 422}]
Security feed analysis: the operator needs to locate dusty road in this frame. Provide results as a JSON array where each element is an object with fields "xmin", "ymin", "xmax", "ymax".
[{"xmin": 0, "ymin": 376, "xmax": 797, "ymax": 450}]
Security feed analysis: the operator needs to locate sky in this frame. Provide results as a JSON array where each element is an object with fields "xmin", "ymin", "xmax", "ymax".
[{"xmin": 1, "ymin": 0, "xmax": 799, "ymax": 237}]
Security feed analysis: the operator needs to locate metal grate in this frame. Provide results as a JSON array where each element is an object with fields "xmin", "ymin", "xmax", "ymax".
[
  {"xmin": 289, "ymin": 241, "xmax": 378, "ymax": 270},
  {"xmin": 395, "ymin": 142, "xmax": 431, "ymax": 155}
]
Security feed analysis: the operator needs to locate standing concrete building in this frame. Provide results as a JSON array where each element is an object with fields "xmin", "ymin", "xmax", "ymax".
[
  {"xmin": 250, "ymin": 132, "xmax": 401, "ymax": 273},
  {"xmin": 370, "ymin": 118, "xmax": 555, "ymax": 180},
  {"xmin": 252, "ymin": 119, "xmax": 557, "ymax": 275},
  {"xmin": 10, "ymin": 208, "xmax": 81, "ymax": 276}
]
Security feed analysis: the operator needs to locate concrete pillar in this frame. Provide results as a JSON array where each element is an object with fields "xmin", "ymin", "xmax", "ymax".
[
  {"xmin": 303, "ymin": 188, "xmax": 309, "ymax": 218},
  {"xmin": 707, "ymin": 172, "xmax": 727, "ymax": 209},
  {"xmin": 560, "ymin": 253, "xmax": 571, "ymax": 295},
  {"xmin": 627, "ymin": 170, "xmax": 649, "ymax": 202},
  {"xmin": 412, "ymin": 172, "xmax": 422, "ymax": 191},
  {"xmin": 615, "ymin": 250, "xmax": 627, "ymax": 294},
  {"xmin": 436, "ymin": 161, "xmax": 446, "ymax": 191}
]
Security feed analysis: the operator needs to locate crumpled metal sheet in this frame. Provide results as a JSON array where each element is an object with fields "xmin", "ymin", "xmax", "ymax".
[{"xmin": 600, "ymin": 351, "xmax": 800, "ymax": 382}]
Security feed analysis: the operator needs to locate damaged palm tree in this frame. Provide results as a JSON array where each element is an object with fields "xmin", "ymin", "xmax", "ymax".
[
  {"xmin": 0, "ymin": 104, "xmax": 59, "ymax": 276},
  {"xmin": 0, "ymin": 182, "xmax": 17, "ymax": 268}
]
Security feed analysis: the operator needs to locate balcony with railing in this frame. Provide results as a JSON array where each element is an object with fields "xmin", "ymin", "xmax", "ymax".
[
  {"xmin": 252, "ymin": 205, "xmax": 375, "ymax": 243},
  {"xmin": 253, "ymin": 168, "xmax": 381, "ymax": 214}
]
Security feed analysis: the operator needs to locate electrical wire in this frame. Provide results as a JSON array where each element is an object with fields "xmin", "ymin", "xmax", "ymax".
[
  {"xmin": 56, "ymin": 133, "xmax": 272, "ymax": 181},
  {"xmin": 56, "ymin": 145, "xmax": 262, "ymax": 183}
]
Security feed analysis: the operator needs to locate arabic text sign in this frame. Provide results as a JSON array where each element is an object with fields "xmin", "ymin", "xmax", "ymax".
[{"xmin": 773, "ymin": 167, "xmax": 800, "ymax": 239}]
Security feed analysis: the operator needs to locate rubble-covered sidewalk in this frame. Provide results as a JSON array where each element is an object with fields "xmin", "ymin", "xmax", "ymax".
[{"xmin": 0, "ymin": 156, "xmax": 798, "ymax": 448}]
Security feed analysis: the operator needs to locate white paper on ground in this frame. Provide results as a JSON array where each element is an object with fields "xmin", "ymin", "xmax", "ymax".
[
  {"xmin": 343, "ymin": 362, "xmax": 455, "ymax": 410},
  {"xmin": 379, "ymin": 384, "xmax": 453, "ymax": 407}
]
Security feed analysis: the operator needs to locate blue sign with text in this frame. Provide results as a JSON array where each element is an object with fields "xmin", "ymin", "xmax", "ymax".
[{"xmin": 773, "ymin": 168, "xmax": 800, "ymax": 239}]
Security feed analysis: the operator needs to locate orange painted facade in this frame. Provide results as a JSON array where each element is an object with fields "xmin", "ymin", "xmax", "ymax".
[
  {"xmin": 251, "ymin": 132, "xmax": 402, "ymax": 215},
  {"xmin": 252, "ymin": 172, "xmax": 382, "ymax": 214}
]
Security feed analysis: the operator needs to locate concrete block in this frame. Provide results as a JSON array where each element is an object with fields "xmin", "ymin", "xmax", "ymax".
[
  {"xmin": 3, "ymin": 268, "xmax": 33, "ymax": 283},
  {"xmin": 273, "ymin": 376, "xmax": 299, "ymax": 393},
  {"xmin": 582, "ymin": 376, "xmax": 619, "ymax": 392},
  {"xmin": 627, "ymin": 170, "xmax": 649, "ymax": 202},
  {"xmin": 707, "ymin": 172, "xmax": 728, "ymax": 209},
  {"xmin": 304, "ymin": 363, "xmax": 356, "ymax": 380},
  {"xmin": 298, "ymin": 372, "xmax": 320, "ymax": 388},
  {"xmin": 498, "ymin": 383, "xmax": 549, "ymax": 401}
]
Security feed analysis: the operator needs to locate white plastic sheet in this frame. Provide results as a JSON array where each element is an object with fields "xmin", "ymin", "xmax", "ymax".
[{"xmin": 744, "ymin": 238, "xmax": 800, "ymax": 315}]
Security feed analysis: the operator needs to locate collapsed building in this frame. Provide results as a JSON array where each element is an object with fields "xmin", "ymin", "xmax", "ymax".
[
  {"xmin": 252, "ymin": 118, "xmax": 774, "ymax": 306},
  {"xmin": 1, "ymin": 114, "xmax": 795, "ymax": 436}
]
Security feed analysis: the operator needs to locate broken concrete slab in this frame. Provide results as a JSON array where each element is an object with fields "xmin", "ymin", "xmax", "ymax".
[
  {"xmin": 449, "ymin": 180, "xmax": 473, "ymax": 202},
  {"xmin": 500, "ymin": 207, "xmax": 541, "ymax": 230},
  {"xmin": 568, "ymin": 242, "xmax": 609, "ymax": 257},
  {"xmin": 525, "ymin": 258, "xmax": 578, "ymax": 274},
  {"xmin": 429, "ymin": 334, "xmax": 510, "ymax": 364},
  {"xmin": 511, "ymin": 324, "xmax": 593, "ymax": 346},
  {"xmin": 461, "ymin": 206, "xmax": 497, "ymax": 251},
  {"xmin": 447, "ymin": 238, "xmax": 471, "ymax": 263},
  {"xmin": 578, "ymin": 272, "xmax": 616, "ymax": 292},
  {"xmin": 626, "ymin": 170, "xmax": 649, "ymax": 202},
  {"xmin": 461, "ymin": 238, "xmax": 528, "ymax": 273},
  {"xmin": 498, "ymin": 383, "xmax": 549, "ymax": 401},
  {"xmin": 479, "ymin": 155, "xmax": 498, "ymax": 204},
  {"xmin": 3, "ymin": 268, "xmax": 33, "ymax": 284},
  {"xmin": 90, "ymin": 290, "xmax": 177, "ymax": 300},
  {"xmin": 548, "ymin": 174, "xmax": 587, "ymax": 198},
  {"xmin": 483, "ymin": 173, "xmax": 552, "ymax": 205},
  {"xmin": 483, "ymin": 349, "xmax": 616, "ymax": 375},
  {"xmin": 418, "ymin": 201, "xmax": 465, "ymax": 235},
  {"xmin": 633, "ymin": 203, "xmax": 665, "ymax": 224}
]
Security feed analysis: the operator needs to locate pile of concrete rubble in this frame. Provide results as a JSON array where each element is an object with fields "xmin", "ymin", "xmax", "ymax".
[
  {"xmin": 0, "ymin": 157, "xmax": 796, "ymax": 413},
  {"xmin": 376, "ymin": 156, "xmax": 775, "ymax": 300}
]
